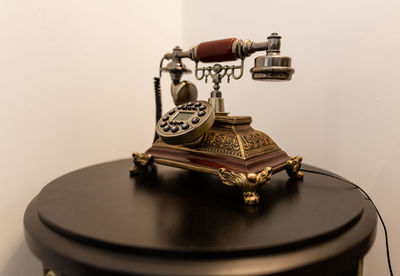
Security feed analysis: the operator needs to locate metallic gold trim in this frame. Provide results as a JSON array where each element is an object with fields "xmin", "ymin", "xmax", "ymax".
[
  {"xmin": 45, "ymin": 270, "xmax": 56, "ymax": 276},
  {"xmin": 236, "ymin": 127, "xmax": 246, "ymax": 159},
  {"xmin": 214, "ymin": 115, "xmax": 252, "ymax": 125},
  {"xmin": 153, "ymin": 140, "xmax": 245, "ymax": 160},
  {"xmin": 286, "ymin": 155, "xmax": 304, "ymax": 179},
  {"xmin": 153, "ymin": 157, "xmax": 218, "ymax": 175},
  {"xmin": 152, "ymin": 157, "xmax": 286, "ymax": 177},
  {"xmin": 357, "ymin": 259, "xmax": 364, "ymax": 276},
  {"xmin": 130, "ymin": 152, "xmax": 153, "ymax": 175},
  {"xmin": 218, "ymin": 167, "xmax": 272, "ymax": 205}
]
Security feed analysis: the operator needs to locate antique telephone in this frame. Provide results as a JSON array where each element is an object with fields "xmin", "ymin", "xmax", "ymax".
[{"xmin": 130, "ymin": 33, "xmax": 303, "ymax": 205}]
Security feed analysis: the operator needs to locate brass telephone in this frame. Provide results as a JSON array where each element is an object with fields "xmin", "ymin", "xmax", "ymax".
[{"xmin": 130, "ymin": 33, "xmax": 303, "ymax": 205}]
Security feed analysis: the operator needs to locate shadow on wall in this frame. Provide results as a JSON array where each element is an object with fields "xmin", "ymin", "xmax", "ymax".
[{"xmin": 2, "ymin": 241, "xmax": 41, "ymax": 276}]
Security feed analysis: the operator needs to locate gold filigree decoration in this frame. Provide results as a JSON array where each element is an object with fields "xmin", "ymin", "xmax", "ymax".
[
  {"xmin": 151, "ymin": 118, "xmax": 281, "ymax": 160},
  {"xmin": 130, "ymin": 152, "xmax": 153, "ymax": 175},
  {"xmin": 198, "ymin": 130, "xmax": 242, "ymax": 157},
  {"xmin": 240, "ymin": 131, "xmax": 279, "ymax": 158},
  {"xmin": 286, "ymin": 155, "xmax": 304, "ymax": 179},
  {"xmin": 218, "ymin": 167, "xmax": 272, "ymax": 205}
]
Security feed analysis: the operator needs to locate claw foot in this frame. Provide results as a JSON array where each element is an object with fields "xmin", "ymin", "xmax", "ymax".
[
  {"xmin": 218, "ymin": 167, "xmax": 272, "ymax": 205},
  {"xmin": 130, "ymin": 152, "xmax": 153, "ymax": 175},
  {"xmin": 286, "ymin": 155, "xmax": 304, "ymax": 179},
  {"xmin": 243, "ymin": 191, "xmax": 260, "ymax": 205}
]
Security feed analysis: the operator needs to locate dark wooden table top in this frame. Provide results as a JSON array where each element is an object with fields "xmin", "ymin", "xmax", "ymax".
[{"xmin": 24, "ymin": 159, "xmax": 377, "ymax": 276}]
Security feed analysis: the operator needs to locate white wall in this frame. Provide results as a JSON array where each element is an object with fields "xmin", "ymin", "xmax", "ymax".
[
  {"xmin": 0, "ymin": 0, "xmax": 181, "ymax": 274},
  {"xmin": 0, "ymin": 0, "xmax": 399, "ymax": 275},
  {"xmin": 181, "ymin": 1, "xmax": 399, "ymax": 275}
]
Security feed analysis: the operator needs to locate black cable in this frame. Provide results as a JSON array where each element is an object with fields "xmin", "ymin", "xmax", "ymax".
[
  {"xmin": 153, "ymin": 77, "xmax": 162, "ymax": 143},
  {"xmin": 300, "ymin": 168, "xmax": 394, "ymax": 276}
]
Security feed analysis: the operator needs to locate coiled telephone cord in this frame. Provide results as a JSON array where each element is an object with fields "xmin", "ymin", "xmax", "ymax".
[{"xmin": 153, "ymin": 77, "xmax": 162, "ymax": 143}]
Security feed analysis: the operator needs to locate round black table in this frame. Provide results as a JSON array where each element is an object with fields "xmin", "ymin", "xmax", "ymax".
[{"xmin": 24, "ymin": 159, "xmax": 377, "ymax": 276}]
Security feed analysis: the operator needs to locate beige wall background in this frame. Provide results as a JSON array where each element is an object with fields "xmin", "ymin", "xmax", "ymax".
[
  {"xmin": 1, "ymin": 0, "xmax": 399, "ymax": 275},
  {"xmin": 0, "ymin": 0, "xmax": 181, "ymax": 274}
]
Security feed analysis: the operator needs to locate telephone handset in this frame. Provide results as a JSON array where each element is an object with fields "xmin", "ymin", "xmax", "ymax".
[
  {"xmin": 131, "ymin": 33, "xmax": 303, "ymax": 205},
  {"xmin": 153, "ymin": 33, "xmax": 295, "ymax": 143}
]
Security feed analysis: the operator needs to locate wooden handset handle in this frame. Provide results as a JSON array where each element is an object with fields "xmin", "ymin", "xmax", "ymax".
[{"xmin": 195, "ymin": 38, "xmax": 238, "ymax": 63}]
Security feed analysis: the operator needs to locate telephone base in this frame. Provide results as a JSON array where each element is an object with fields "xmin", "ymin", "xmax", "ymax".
[{"xmin": 131, "ymin": 115, "xmax": 303, "ymax": 205}]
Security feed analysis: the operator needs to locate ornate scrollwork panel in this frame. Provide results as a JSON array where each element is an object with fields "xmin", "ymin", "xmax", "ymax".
[
  {"xmin": 198, "ymin": 130, "xmax": 242, "ymax": 158},
  {"xmin": 240, "ymin": 131, "xmax": 280, "ymax": 158}
]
